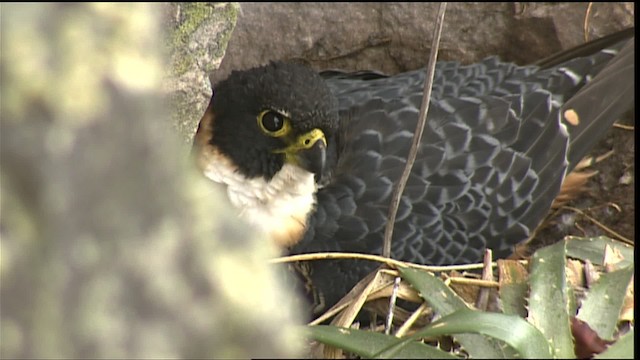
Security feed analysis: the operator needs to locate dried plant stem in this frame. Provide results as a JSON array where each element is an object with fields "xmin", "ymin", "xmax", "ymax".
[
  {"xmin": 270, "ymin": 252, "xmax": 508, "ymax": 272},
  {"xmin": 561, "ymin": 205, "xmax": 633, "ymax": 244},
  {"xmin": 447, "ymin": 277, "xmax": 500, "ymax": 288},
  {"xmin": 385, "ymin": 277, "xmax": 402, "ymax": 335},
  {"xmin": 613, "ymin": 123, "xmax": 634, "ymax": 130},
  {"xmin": 395, "ymin": 302, "xmax": 429, "ymax": 337},
  {"xmin": 382, "ymin": 2, "xmax": 448, "ymax": 258},
  {"xmin": 475, "ymin": 249, "xmax": 494, "ymax": 310},
  {"xmin": 584, "ymin": 3, "xmax": 594, "ymax": 42}
]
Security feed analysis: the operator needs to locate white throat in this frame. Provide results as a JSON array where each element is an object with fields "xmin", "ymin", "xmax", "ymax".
[{"xmin": 202, "ymin": 152, "xmax": 318, "ymax": 248}]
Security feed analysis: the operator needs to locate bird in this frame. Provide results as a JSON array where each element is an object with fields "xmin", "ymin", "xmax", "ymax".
[{"xmin": 192, "ymin": 28, "xmax": 634, "ymax": 313}]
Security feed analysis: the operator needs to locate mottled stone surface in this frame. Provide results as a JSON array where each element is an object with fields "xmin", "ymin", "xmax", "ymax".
[
  {"xmin": 0, "ymin": 3, "xmax": 302, "ymax": 358},
  {"xmin": 214, "ymin": 3, "xmax": 634, "ymax": 86},
  {"xmin": 163, "ymin": 2, "xmax": 241, "ymax": 145}
]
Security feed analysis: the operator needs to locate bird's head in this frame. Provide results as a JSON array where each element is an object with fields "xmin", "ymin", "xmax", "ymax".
[
  {"xmin": 192, "ymin": 62, "xmax": 340, "ymax": 248},
  {"xmin": 196, "ymin": 61, "xmax": 339, "ymax": 183}
]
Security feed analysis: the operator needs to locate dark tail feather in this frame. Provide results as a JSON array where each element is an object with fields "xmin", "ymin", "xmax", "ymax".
[
  {"xmin": 535, "ymin": 27, "xmax": 635, "ymax": 69},
  {"xmin": 563, "ymin": 38, "xmax": 635, "ymax": 170}
]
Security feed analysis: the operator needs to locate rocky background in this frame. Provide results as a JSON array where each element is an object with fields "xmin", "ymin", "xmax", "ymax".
[{"xmin": 0, "ymin": 2, "xmax": 634, "ymax": 358}]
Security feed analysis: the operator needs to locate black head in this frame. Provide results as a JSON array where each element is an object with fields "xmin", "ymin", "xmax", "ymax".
[{"xmin": 209, "ymin": 61, "xmax": 339, "ymax": 181}]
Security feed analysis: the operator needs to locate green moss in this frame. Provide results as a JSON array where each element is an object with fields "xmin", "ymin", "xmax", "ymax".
[
  {"xmin": 171, "ymin": 53, "xmax": 193, "ymax": 76},
  {"xmin": 170, "ymin": 3, "xmax": 214, "ymax": 50},
  {"xmin": 208, "ymin": 3, "xmax": 239, "ymax": 66},
  {"xmin": 168, "ymin": 3, "xmax": 239, "ymax": 76},
  {"xmin": 169, "ymin": 3, "xmax": 214, "ymax": 76},
  {"xmin": 167, "ymin": 3, "xmax": 240, "ymax": 142}
]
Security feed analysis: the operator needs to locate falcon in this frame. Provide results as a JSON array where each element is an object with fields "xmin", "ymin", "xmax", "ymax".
[{"xmin": 193, "ymin": 28, "xmax": 634, "ymax": 312}]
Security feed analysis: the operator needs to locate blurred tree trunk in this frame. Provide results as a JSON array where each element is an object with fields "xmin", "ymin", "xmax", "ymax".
[{"xmin": 0, "ymin": 3, "xmax": 302, "ymax": 358}]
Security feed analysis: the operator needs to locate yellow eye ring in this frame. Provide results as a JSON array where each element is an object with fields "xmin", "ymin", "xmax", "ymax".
[{"xmin": 257, "ymin": 110, "xmax": 291, "ymax": 137}]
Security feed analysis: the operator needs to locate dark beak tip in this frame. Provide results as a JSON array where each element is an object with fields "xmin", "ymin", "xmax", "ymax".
[{"xmin": 299, "ymin": 140, "xmax": 327, "ymax": 182}]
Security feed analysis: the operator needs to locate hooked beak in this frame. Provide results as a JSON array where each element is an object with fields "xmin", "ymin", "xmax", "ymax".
[{"xmin": 275, "ymin": 128, "xmax": 327, "ymax": 182}]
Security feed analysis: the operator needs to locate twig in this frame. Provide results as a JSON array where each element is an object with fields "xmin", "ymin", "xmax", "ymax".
[
  {"xmin": 382, "ymin": 2, "xmax": 448, "ymax": 258},
  {"xmin": 475, "ymin": 249, "xmax": 494, "ymax": 310},
  {"xmin": 395, "ymin": 302, "xmax": 429, "ymax": 338},
  {"xmin": 588, "ymin": 202, "xmax": 622, "ymax": 213},
  {"xmin": 447, "ymin": 277, "xmax": 500, "ymax": 288},
  {"xmin": 605, "ymin": 202, "xmax": 622, "ymax": 213},
  {"xmin": 270, "ymin": 251, "xmax": 499, "ymax": 272},
  {"xmin": 385, "ymin": 277, "xmax": 402, "ymax": 335},
  {"xmin": 583, "ymin": 3, "xmax": 594, "ymax": 42},
  {"xmin": 561, "ymin": 205, "xmax": 633, "ymax": 245},
  {"xmin": 574, "ymin": 221, "xmax": 589, "ymax": 238},
  {"xmin": 613, "ymin": 123, "xmax": 634, "ymax": 131}
]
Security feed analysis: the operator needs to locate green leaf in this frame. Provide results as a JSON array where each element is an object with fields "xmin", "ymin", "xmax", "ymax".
[
  {"xmin": 398, "ymin": 267, "xmax": 507, "ymax": 358},
  {"xmin": 527, "ymin": 240, "xmax": 575, "ymax": 359},
  {"xmin": 305, "ymin": 325, "xmax": 460, "ymax": 359},
  {"xmin": 577, "ymin": 264, "xmax": 634, "ymax": 340},
  {"xmin": 397, "ymin": 266, "xmax": 468, "ymax": 312},
  {"xmin": 595, "ymin": 329, "xmax": 634, "ymax": 359},
  {"xmin": 374, "ymin": 309, "xmax": 553, "ymax": 359},
  {"xmin": 565, "ymin": 236, "xmax": 634, "ymax": 268}
]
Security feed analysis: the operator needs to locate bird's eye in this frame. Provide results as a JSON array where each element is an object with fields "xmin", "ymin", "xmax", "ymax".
[
  {"xmin": 262, "ymin": 111, "xmax": 283, "ymax": 131},
  {"xmin": 257, "ymin": 110, "xmax": 291, "ymax": 137}
]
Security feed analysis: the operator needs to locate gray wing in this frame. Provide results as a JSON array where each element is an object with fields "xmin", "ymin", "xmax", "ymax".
[{"xmin": 292, "ymin": 33, "xmax": 634, "ymax": 310}]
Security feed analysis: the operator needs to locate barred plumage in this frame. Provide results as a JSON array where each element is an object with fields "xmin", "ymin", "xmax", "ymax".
[{"xmin": 193, "ymin": 28, "xmax": 634, "ymax": 312}]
